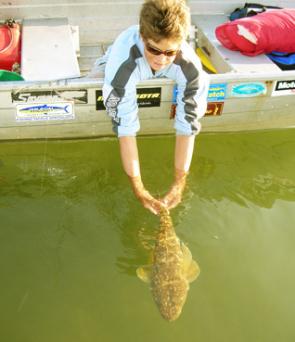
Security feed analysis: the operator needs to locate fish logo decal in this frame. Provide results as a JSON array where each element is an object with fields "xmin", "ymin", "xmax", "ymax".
[
  {"xmin": 16, "ymin": 102, "xmax": 74, "ymax": 121},
  {"xmin": 19, "ymin": 104, "xmax": 70, "ymax": 114},
  {"xmin": 137, "ymin": 209, "xmax": 200, "ymax": 321}
]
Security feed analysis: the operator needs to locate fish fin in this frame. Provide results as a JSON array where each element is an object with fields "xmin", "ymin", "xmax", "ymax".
[
  {"xmin": 181, "ymin": 243, "xmax": 200, "ymax": 282},
  {"xmin": 186, "ymin": 260, "xmax": 201, "ymax": 283},
  {"xmin": 149, "ymin": 254, "xmax": 154, "ymax": 264},
  {"xmin": 181, "ymin": 243, "xmax": 193, "ymax": 269},
  {"xmin": 136, "ymin": 265, "xmax": 152, "ymax": 283}
]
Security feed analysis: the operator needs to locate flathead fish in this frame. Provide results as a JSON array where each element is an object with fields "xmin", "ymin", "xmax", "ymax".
[{"xmin": 137, "ymin": 209, "xmax": 200, "ymax": 321}]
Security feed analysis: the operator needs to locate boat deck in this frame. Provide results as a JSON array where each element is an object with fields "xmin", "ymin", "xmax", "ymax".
[{"xmin": 192, "ymin": 14, "xmax": 282, "ymax": 74}]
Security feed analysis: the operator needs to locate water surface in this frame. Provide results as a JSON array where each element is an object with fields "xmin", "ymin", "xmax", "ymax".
[{"xmin": 0, "ymin": 130, "xmax": 295, "ymax": 342}]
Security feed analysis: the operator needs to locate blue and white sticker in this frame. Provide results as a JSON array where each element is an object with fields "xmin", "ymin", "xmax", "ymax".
[
  {"xmin": 230, "ymin": 82, "xmax": 267, "ymax": 97},
  {"xmin": 207, "ymin": 83, "xmax": 227, "ymax": 102},
  {"xmin": 16, "ymin": 102, "xmax": 74, "ymax": 122}
]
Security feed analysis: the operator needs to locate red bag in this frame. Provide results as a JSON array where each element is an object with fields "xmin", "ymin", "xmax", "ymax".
[
  {"xmin": 215, "ymin": 9, "xmax": 295, "ymax": 56},
  {"xmin": 0, "ymin": 20, "xmax": 21, "ymax": 71}
]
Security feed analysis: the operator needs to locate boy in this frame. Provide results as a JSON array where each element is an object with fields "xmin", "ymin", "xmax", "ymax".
[{"xmin": 103, "ymin": 0, "xmax": 209, "ymax": 215}]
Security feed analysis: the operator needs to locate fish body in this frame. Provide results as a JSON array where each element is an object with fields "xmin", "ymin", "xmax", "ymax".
[{"xmin": 137, "ymin": 209, "xmax": 200, "ymax": 321}]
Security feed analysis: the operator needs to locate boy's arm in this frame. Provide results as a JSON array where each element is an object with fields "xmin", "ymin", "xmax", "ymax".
[
  {"xmin": 119, "ymin": 136, "xmax": 165, "ymax": 215},
  {"xmin": 165, "ymin": 51, "xmax": 209, "ymax": 209},
  {"xmin": 161, "ymin": 135, "xmax": 195, "ymax": 209}
]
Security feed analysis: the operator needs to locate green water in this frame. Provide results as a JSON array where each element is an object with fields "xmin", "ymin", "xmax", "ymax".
[{"xmin": 0, "ymin": 130, "xmax": 295, "ymax": 342}]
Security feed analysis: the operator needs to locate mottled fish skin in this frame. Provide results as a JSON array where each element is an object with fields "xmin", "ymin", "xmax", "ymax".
[
  {"xmin": 151, "ymin": 210, "xmax": 189, "ymax": 321},
  {"xmin": 137, "ymin": 208, "xmax": 200, "ymax": 321}
]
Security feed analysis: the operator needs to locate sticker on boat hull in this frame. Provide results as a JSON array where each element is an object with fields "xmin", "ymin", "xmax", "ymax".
[
  {"xmin": 11, "ymin": 89, "xmax": 88, "ymax": 104},
  {"xmin": 96, "ymin": 87, "xmax": 162, "ymax": 110},
  {"xmin": 207, "ymin": 83, "xmax": 227, "ymax": 102},
  {"xmin": 272, "ymin": 80, "xmax": 295, "ymax": 96},
  {"xmin": 136, "ymin": 87, "xmax": 161, "ymax": 107},
  {"xmin": 230, "ymin": 82, "xmax": 267, "ymax": 97},
  {"xmin": 205, "ymin": 102, "xmax": 224, "ymax": 116},
  {"xmin": 16, "ymin": 102, "xmax": 74, "ymax": 121}
]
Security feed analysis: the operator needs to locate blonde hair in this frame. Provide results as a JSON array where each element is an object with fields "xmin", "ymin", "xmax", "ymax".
[{"xmin": 139, "ymin": 0, "xmax": 191, "ymax": 43}]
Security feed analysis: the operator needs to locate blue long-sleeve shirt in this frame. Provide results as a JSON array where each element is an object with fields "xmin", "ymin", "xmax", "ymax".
[{"xmin": 102, "ymin": 25, "xmax": 209, "ymax": 137}]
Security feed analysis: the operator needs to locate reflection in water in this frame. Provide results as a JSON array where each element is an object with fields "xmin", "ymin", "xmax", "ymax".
[
  {"xmin": 136, "ymin": 209, "xmax": 200, "ymax": 321},
  {"xmin": 241, "ymin": 174, "xmax": 295, "ymax": 208},
  {"xmin": 192, "ymin": 132, "xmax": 295, "ymax": 209},
  {"xmin": 194, "ymin": 158, "xmax": 295, "ymax": 209}
]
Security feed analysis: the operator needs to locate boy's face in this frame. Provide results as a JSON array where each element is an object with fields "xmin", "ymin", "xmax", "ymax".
[{"xmin": 143, "ymin": 38, "xmax": 181, "ymax": 71}]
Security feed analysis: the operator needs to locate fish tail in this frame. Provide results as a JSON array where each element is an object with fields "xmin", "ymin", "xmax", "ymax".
[
  {"xmin": 159, "ymin": 207, "xmax": 172, "ymax": 228},
  {"xmin": 159, "ymin": 207, "xmax": 169, "ymax": 218}
]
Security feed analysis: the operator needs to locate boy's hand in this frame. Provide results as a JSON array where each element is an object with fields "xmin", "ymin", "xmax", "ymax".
[
  {"xmin": 129, "ymin": 176, "xmax": 166, "ymax": 215},
  {"xmin": 138, "ymin": 189, "xmax": 166, "ymax": 215},
  {"xmin": 160, "ymin": 169, "xmax": 187, "ymax": 210}
]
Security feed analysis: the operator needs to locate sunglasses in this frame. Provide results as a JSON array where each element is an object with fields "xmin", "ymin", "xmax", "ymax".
[{"xmin": 145, "ymin": 41, "xmax": 179, "ymax": 57}]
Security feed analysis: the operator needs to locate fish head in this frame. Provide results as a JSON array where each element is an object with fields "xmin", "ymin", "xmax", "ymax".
[
  {"xmin": 153, "ymin": 278, "xmax": 189, "ymax": 322},
  {"xmin": 151, "ymin": 243, "xmax": 201, "ymax": 321},
  {"xmin": 137, "ymin": 264, "xmax": 190, "ymax": 321}
]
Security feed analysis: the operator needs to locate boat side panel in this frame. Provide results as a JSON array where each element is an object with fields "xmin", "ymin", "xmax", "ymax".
[{"xmin": 1, "ymin": 79, "xmax": 295, "ymax": 140}]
